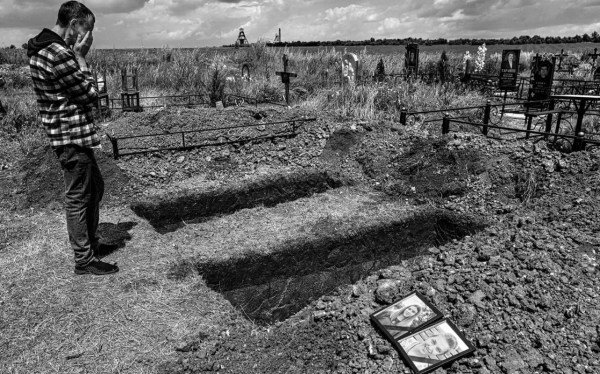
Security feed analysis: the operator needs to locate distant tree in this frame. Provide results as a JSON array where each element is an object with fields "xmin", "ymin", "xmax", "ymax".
[
  {"xmin": 9, "ymin": 45, "xmax": 15, "ymax": 49},
  {"xmin": 22, "ymin": 43, "xmax": 27, "ymax": 49}
]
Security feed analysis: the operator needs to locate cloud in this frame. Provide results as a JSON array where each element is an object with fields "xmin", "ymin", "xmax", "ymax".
[
  {"xmin": 1, "ymin": 0, "xmax": 599, "ymax": 48},
  {"xmin": 86, "ymin": 0, "xmax": 150, "ymax": 14}
]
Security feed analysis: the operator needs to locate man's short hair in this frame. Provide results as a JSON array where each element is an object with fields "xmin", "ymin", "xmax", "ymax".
[{"xmin": 56, "ymin": 1, "xmax": 95, "ymax": 28}]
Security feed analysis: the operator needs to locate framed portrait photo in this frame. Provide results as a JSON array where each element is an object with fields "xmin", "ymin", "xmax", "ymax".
[
  {"xmin": 370, "ymin": 292, "xmax": 443, "ymax": 341},
  {"xmin": 397, "ymin": 319, "xmax": 475, "ymax": 374}
]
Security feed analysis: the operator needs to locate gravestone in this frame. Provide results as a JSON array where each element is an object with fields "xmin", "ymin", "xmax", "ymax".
[
  {"xmin": 589, "ymin": 48, "xmax": 600, "ymax": 68},
  {"xmin": 405, "ymin": 44, "xmax": 419, "ymax": 75},
  {"xmin": 594, "ymin": 67, "xmax": 600, "ymax": 81},
  {"xmin": 374, "ymin": 58, "xmax": 385, "ymax": 83},
  {"xmin": 342, "ymin": 53, "xmax": 359, "ymax": 86},
  {"xmin": 241, "ymin": 64, "xmax": 250, "ymax": 79},
  {"xmin": 527, "ymin": 54, "xmax": 556, "ymax": 103},
  {"xmin": 498, "ymin": 49, "xmax": 521, "ymax": 91}
]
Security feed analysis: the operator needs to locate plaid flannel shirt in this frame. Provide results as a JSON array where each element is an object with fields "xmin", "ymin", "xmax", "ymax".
[{"xmin": 30, "ymin": 43, "xmax": 100, "ymax": 149}]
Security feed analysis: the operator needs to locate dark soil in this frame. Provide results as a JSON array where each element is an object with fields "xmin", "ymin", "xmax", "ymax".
[
  {"xmin": 3, "ymin": 144, "xmax": 128, "ymax": 210},
  {"xmin": 4, "ymin": 105, "xmax": 600, "ymax": 374}
]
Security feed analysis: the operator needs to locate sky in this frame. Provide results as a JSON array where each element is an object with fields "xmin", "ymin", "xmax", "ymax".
[{"xmin": 1, "ymin": 0, "xmax": 600, "ymax": 49}]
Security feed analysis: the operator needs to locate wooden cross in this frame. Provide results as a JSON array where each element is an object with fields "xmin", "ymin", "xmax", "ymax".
[
  {"xmin": 275, "ymin": 54, "xmax": 297, "ymax": 105},
  {"xmin": 555, "ymin": 49, "xmax": 569, "ymax": 70}
]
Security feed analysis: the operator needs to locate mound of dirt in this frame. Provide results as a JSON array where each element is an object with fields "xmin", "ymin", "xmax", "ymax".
[{"xmin": 18, "ymin": 145, "xmax": 129, "ymax": 209}]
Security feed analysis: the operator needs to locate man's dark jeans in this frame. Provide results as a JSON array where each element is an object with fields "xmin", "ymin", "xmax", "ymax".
[{"xmin": 56, "ymin": 144, "xmax": 104, "ymax": 267}]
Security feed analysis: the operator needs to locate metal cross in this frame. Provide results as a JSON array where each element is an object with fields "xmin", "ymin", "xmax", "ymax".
[{"xmin": 275, "ymin": 54, "xmax": 297, "ymax": 105}]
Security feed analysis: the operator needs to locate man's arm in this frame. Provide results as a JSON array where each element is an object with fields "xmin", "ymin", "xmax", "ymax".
[{"xmin": 54, "ymin": 48, "xmax": 98, "ymax": 107}]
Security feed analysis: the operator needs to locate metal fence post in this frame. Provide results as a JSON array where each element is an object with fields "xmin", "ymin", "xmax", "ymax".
[
  {"xmin": 544, "ymin": 99, "xmax": 555, "ymax": 140},
  {"xmin": 482, "ymin": 100, "xmax": 491, "ymax": 136},
  {"xmin": 400, "ymin": 107, "xmax": 407, "ymax": 125},
  {"xmin": 442, "ymin": 113, "xmax": 450, "ymax": 134},
  {"xmin": 525, "ymin": 115, "xmax": 533, "ymax": 139},
  {"xmin": 110, "ymin": 137, "xmax": 119, "ymax": 160},
  {"xmin": 554, "ymin": 112, "xmax": 562, "ymax": 143}
]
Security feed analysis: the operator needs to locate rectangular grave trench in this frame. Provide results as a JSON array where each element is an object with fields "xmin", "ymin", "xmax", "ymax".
[
  {"xmin": 185, "ymin": 210, "xmax": 484, "ymax": 325},
  {"xmin": 131, "ymin": 169, "xmax": 349, "ymax": 234}
]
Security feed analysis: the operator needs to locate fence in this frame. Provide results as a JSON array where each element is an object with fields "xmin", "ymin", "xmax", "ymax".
[
  {"xmin": 105, "ymin": 117, "xmax": 317, "ymax": 159},
  {"xmin": 403, "ymin": 97, "xmax": 600, "ymax": 152}
]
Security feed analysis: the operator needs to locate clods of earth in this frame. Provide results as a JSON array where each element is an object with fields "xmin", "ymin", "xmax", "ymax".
[{"xmin": 1, "ymin": 105, "xmax": 599, "ymax": 373}]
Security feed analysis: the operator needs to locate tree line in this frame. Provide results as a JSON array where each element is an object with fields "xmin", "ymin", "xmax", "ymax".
[{"xmin": 266, "ymin": 32, "xmax": 600, "ymax": 47}]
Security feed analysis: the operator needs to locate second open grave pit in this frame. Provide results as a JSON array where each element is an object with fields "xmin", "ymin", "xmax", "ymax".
[{"xmin": 161, "ymin": 186, "xmax": 486, "ymax": 325}]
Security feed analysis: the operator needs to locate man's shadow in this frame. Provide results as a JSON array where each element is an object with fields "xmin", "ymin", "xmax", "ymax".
[{"xmin": 97, "ymin": 222, "xmax": 137, "ymax": 258}]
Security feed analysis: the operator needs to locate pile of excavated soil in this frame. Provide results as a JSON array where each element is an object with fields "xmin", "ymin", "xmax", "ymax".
[
  {"xmin": 14, "ymin": 144, "xmax": 128, "ymax": 209},
  {"xmin": 153, "ymin": 130, "xmax": 600, "ymax": 374}
]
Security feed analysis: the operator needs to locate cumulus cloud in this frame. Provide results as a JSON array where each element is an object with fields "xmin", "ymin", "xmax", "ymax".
[
  {"xmin": 1, "ymin": 0, "xmax": 599, "ymax": 48},
  {"xmin": 86, "ymin": 0, "xmax": 149, "ymax": 14}
]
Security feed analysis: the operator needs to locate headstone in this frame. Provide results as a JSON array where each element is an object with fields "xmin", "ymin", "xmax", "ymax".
[
  {"xmin": 405, "ymin": 44, "xmax": 419, "ymax": 75},
  {"xmin": 215, "ymin": 101, "xmax": 224, "ymax": 110},
  {"xmin": 241, "ymin": 64, "xmax": 250, "ymax": 79},
  {"xmin": 498, "ymin": 49, "xmax": 521, "ymax": 91},
  {"xmin": 594, "ymin": 67, "xmax": 600, "ymax": 81},
  {"xmin": 373, "ymin": 58, "xmax": 385, "ymax": 83},
  {"xmin": 527, "ymin": 55, "xmax": 555, "ymax": 102},
  {"xmin": 589, "ymin": 48, "xmax": 600, "ymax": 68},
  {"xmin": 342, "ymin": 53, "xmax": 359, "ymax": 86}
]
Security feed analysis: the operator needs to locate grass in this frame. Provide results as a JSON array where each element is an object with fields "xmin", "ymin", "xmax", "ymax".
[
  {"xmin": 0, "ymin": 206, "xmax": 234, "ymax": 374},
  {"xmin": 0, "ymin": 181, "xmax": 431, "ymax": 373}
]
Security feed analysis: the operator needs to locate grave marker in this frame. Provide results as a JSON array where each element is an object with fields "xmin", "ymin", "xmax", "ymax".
[
  {"xmin": 120, "ymin": 67, "xmax": 142, "ymax": 112},
  {"xmin": 405, "ymin": 44, "xmax": 419, "ymax": 75},
  {"xmin": 594, "ymin": 66, "xmax": 600, "ymax": 82},
  {"xmin": 241, "ymin": 63, "xmax": 250, "ymax": 79},
  {"xmin": 498, "ymin": 49, "xmax": 521, "ymax": 91},
  {"xmin": 589, "ymin": 48, "xmax": 600, "ymax": 68},
  {"xmin": 555, "ymin": 49, "xmax": 568, "ymax": 71},
  {"xmin": 374, "ymin": 58, "xmax": 385, "ymax": 83},
  {"xmin": 527, "ymin": 54, "xmax": 556, "ymax": 103},
  {"xmin": 275, "ymin": 54, "xmax": 297, "ymax": 105},
  {"xmin": 342, "ymin": 53, "xmax": 359, "ymax": 86}
]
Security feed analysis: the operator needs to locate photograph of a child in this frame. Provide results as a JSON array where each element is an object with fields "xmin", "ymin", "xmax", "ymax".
[
  {"xmin": 372, "ymin": 292, "xmax": 440, "ymax": 339},
  {"xmin": 398, "ymin": 319, "xmax": 474, "ymax": 373}
]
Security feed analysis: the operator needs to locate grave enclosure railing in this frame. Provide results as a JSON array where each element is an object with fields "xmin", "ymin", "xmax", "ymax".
[
  {"xmin": 105, "ymin": 117, "xmax": 317, "ymax": 159},
  {"xmin": 400, "ymin": 98, "xmax": 600, "ymax": 151}
]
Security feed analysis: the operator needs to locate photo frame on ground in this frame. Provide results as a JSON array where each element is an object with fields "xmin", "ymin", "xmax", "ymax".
[
  {"xmin": 370, "ymin": 292, "xmax": 442, "ymax": 341},
  {"xmin": 397, "ymin": 319, "xmax": 475, "ymax": 374}
]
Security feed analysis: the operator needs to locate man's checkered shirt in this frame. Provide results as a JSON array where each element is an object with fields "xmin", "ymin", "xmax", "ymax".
[{"xmin": 29, "ymin": 42, "xmax": 100, "ymax": 149}]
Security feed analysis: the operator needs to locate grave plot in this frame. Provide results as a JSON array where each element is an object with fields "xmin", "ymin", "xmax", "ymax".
[
  {"xmin": 131, "ymin": 168, "xmax": 350, "ymax": 233},
  {"xmin": 163, "ymin": 187, "xmax": 485, "ymax": 325}
]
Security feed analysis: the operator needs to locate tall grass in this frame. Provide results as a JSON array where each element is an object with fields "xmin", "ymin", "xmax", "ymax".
[{"xmin": 2, "ymin": 42, "xmax": 599, "ymax": 155}]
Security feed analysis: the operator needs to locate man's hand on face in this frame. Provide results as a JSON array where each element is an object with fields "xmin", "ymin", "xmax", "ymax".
[{"xmin": 73, "ymin": 31, "xmax": 93, "ymax": 58}]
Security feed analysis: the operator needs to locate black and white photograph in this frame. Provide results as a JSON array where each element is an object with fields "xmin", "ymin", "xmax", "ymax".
[
  {"xmin": 397, "ymin": 319, "xmax": 475, "ymax": 374},
  {"xmin": 2, "ymin": 0, "xmax": 600, "ymax": 373},
  {"xmin": 371, "ymin": 292, "xmax": 442, "ymax": 340},
  {"xmin": 498, "ymin": 49, "xmax": 521, "ymax": 90}
]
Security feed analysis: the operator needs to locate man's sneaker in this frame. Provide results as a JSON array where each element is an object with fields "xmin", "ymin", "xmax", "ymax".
[{"xmin": 74, "ymin": 260, "xmax": 119, "ymax": 275}]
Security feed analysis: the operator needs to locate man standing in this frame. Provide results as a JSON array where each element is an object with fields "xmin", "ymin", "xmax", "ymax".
[{"xmin": 28, "ymin": 1, "xmax": 119, "ymax": 275}]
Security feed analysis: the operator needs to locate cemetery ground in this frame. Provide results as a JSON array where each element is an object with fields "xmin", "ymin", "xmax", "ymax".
[{"xmin": 1, "ymin": 103, "xmax": 600, "ymax": 374}]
